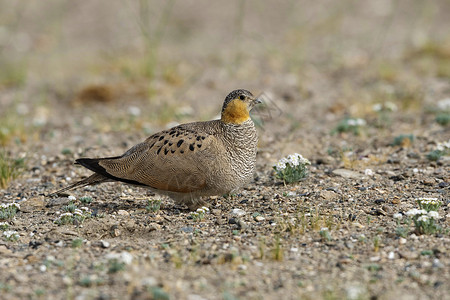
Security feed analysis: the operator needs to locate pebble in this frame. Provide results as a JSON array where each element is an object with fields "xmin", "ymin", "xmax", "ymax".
[
  {"xmin": 148, "ymin": 223, "xmax": 161, "ymax": 231},
  {"xmin": 399, "ymin": 238, "xmax": 407, "ymax": 244},
  {"xmin": 320, "ymin": 190, "xmax": 337, "ymax": 201},
  {"xmin": 231, "ymin": 208, "xmax": 246, "ymax": 217},
  {"xmin": 181, "ymin": 227, "xmax": 194, "ymax": 233},
  {"xmin": 399, "ymin": 251, "xmax": 419, "ymax": 260},
  {"xmin": 117, "ymin": 210, "xmax": 130, "ymax": 216},
  {"xmin": 105, "ymin": 251, "xmax": 133, "ymax": 265},
  {"xmin": 388, "ymin": 251, "xmax": 395, "ymax": 259},
  {"xmin": 100, "ymin": 240, "xmax": 110, "ymax": 248},
  {"xmin": 332, "ymin": 169, "xmax": 363, "ymax": 179},
  {"xmin": 254, "ymin": 215, "xmax": 265, "ymax": 222}
]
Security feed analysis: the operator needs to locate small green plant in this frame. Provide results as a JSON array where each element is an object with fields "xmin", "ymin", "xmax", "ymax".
[
  {"xmin": 147, "ymin": 286, "xmax": 170, "ymax": 300},
  {"xmin": 426, "ymin": 140, "xmax": 449, "ymax": 161},
  {"xmin": 146, "ymin": 199, "xmax": 161, "ymax": 212},
  {"xmin": 396, "ymin": 198, "xmax": 444, "ymax": 235},
  {"xmin": 273, "ymin": 153, "xmax": 310, "ymax": 184},
  {"xmin": 108, "ymin": 259, "xmax": 126, "ymax": 274},
  {"xmin": 3, "ymin": 230, "xmax": 19, "ymax": 242},
  {"xmin": 391, "ymin": 134, "xmax": 414, "ymax": 147},
  {"xmin": 373, "ymin": 235, "xmax": 381, "ymax": 252},
  {"xmin": 435, "ymin": 113, "xmax": 450, "ymax": 126},
  {"xmin": 319, "ymin": 227, "xmax": 332, "ymax": 241},
  {"xmin": 79, "ymin": 196, "xmax": 93, "ymax": 204},
  {"xmin": 271, "ymin": 235, "xmax": 283, "ymax": 261},
  {"xmin": 54, "ymin": 206, "xmax": 91, "ymax": 225},
  {"xmin": 0, "ymin": 202, "xmax": 20, "ymax": 220},
  {"xmin": 372, "ymin": 101, "xmax": 397, "ymax": 127},
  {"xmin": 71, "ymin": 238, "xmax": 84, "ymax": 248},
  {"xmin": 0, "ymin": 151, "xmax": 25, "ymax": 188},
  {"xmin": 190, "ymin": 206, "xmax": 209, "ymax": 222},
  {"xmin": 332, "ymin": 118, "xmax": 366, "ymax": 135},
  {"xmin": 63, "ymin": 202, "xmax": 78, "ymax": 213},
  {"xmin": 395, "ymin": 226, "xmax": 408, "ymax": 238},
  {"xmin": 416, "ymin": 198, "xmax": 441, "ymax": 211},
  {"xmin": 0, "ymin": 222, "xmax": 9, "ymax": 230}
]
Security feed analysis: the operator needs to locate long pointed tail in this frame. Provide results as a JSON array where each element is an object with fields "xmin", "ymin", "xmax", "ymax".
[{"xmin": 49, "ymin": 173, "xmax": 110, "ymax": 196}]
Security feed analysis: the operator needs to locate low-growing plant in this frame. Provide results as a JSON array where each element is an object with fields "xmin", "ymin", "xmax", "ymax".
[
  {"xmin": 426, "ymin": 140, "xmax": 449, "ymax": 161},
  {"xmin": 332, "ymin": 118, "xmax": 366, "ymax": 135},
  {"xmin": 391, "ymin": 134, "xmax": 414, "ymax": 147},
  {"xmin": 71, "ymin": 238, "xmax": 83, "ymax": 248},
  {"xmin": 319, "ymin": 227, "xmax": 332, "ymax": 241},
  {"xmin": 373, "ymin": 101, "xmax": 397, "ymax": 127},
  {"xmin": 190, "ymin": 206, "xmax": 209, "ymax": 222},
  {"xmin": 146, "ymin": 199, "xmax": 161, "ymax": 212},
  {"xmin": 273, "ymin": 153, "xmax": 310, "ymax": 184},
  {"xmin": 79, "ymin": 196, "xmax": 93, "ymax": 204},
  {"xmin": 3, "ymin": 230, "xmax": 19, "ymax": 242},
  {"xmin": 63, "ymin": 203, "xmax": 78, "ymax": 213},
  {"xmin": 0, "ymin": 222, "xmax": 9, "ymax": 230},
  {"xmin": 271, "ymin": 235, "xmax": 283, "ymax": 261},
  {"xmin": 394, "ymin": 198, "xmax": 445, "ymax": 235},
  {"xmin": 0, "ymin": 151, "xmax": 25, "ymax": 188},
  {"xmin": 0, "ymin": 202, "xmax": 20, "ymax": 220},
  {"xmin": 435, "ymin": 113, "xmax": 450, "ymax": 126},
  {"xmin": 54, "ymin": 206, "xmax": 91, "ymax": 225},
  {"xmin": 108, "ymin": 259, "xmax": 125, "ymax": 274}
]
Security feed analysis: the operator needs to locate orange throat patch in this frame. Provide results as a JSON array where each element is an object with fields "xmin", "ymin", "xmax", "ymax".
[{"xmin": 221, "ymin": 99, "xmax": 250, "ymax": 124}]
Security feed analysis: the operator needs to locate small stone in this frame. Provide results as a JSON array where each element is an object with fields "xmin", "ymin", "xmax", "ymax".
[
  {"xmin": 332, "ymin": 169, "xmax": 363, "ymax": 179},
  {"xmin": 388, "ymin": 251, "xmax": 395, "ymax": 259},
  {"xmin": 254, "ymin": 215, "xmax": 265, "ymax": 222},
  {"xmin": 231, "ymin": 208, "xmax": 246, "ymax": 217},
  {"xmin": 117, "ymin": 210, "xmax": 130, "ymax": 216},
  {"xmin": 399, "ymin": 251, "xmax": 419, "ymax": 260},
  {"xmin": 399, "ymin": 238, "xmax": 407, "ymax": 244},
  {"xmin": 140, "ymin": 276, "xmax": 157, "ymax": 287},
  {"xmin": 320, "ymin": 190, "xmax": 337, "ymax": 200},
  {"xmin": 432, "ymin": 258, "xmax": 444, "ymax": 269},
  {"xmin": 39, "ymin": 265, "xmax": 47, "ymax": 272},
  {"xmin": 110, "ymin": 225, "xmax": 121, "ymax": 237},
  {"xmin": 100, "ymin": 240, "xmax": 110, "ymax": 248},
  {"xmin": 181, "ymin": 227, "xmax": 194, "ymax": 233},
  {"xmin": 148, "ymin": 223, "xmax": 161, "ymax": 231},
  {"xmin": 438, "ymin": 182, "xmax": 448, "ymax": 188}
]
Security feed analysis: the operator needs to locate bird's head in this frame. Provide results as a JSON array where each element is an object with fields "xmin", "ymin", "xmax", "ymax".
[{"xmin": 221, "ymin": 89, "xmax": 262, "ymax": 124}]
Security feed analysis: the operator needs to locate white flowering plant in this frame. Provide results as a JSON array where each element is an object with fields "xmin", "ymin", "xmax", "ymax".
[
  {"xmin": 373, "ymin": 101, "xmax": 397, "ymax": 127},
  {"xmin": 416, "ymin": 197, "xmax": 441, "ymax": 211},
  {"xmin": 427, "ymin": 140, "xmax": 450, "ymax": 161},
  {"xmin": 435, "ymin": 98, "xmax": 450, "ymax": 126},
  {"xmin": 3, "ymin": 230, "xmax": 19, "ymax": 242},
  {"xmin": 332, "ymin": 118, "xmax": 366, "ymax": 136},
  {"xmin": 0, "ymin": 221, "xmax": 9, "ymax": 230},
  {"xmin": 273, "ymin": 153, "xmax": 311, "ymax": 184},
  {"xmin": 190, "ymin": 206, "xmax": 209, "ymax": 222},
  {"xmin": 0, "ymin": 202, "xmax": 20, "ymax": 220},
  {"xmin": 394, "ymin": 198, "xmax": 444, "ymax": 235},
  {"xmin": 54, "ymin": 205, "xmax": 91, "ymax": 225}
]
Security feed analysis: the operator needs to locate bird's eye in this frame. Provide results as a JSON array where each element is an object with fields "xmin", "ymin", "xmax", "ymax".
[{"xmin": 239, "ymin": 95, "xmax": 245, "ymax": 100}]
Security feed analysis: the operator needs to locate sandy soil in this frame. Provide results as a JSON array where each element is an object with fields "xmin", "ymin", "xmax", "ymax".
[{"xmin": 0, "ymin": 1, "xmax": 449, "ymax": 299}]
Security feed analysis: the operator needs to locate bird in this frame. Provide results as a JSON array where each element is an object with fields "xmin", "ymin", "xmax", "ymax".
[{"xmin": 50, "ymin": 89, "xmax": 262, "ymax": 210}]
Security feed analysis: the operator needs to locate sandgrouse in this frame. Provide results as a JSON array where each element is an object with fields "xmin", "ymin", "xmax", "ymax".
[{"xmin": 51, "ymin": 89, "xmax": 261, "ymax": 210}]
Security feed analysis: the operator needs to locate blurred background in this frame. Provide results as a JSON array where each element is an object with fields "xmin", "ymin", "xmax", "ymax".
[{"xmin": 0, "ymin": 0, "xmax": 449, "ymax": 157}]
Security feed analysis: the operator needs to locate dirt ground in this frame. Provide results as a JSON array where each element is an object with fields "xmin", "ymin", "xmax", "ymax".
[{"xmin": 0, "ymin": 1, "xmax": 449, "ymax": 299}]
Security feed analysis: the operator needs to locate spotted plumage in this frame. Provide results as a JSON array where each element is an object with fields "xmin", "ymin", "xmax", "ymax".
[{"xmin": 50, "ymin": 89, "xmax": 261, "ymax": 210}]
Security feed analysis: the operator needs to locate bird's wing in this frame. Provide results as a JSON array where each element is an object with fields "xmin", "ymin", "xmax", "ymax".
[{"xmin": 77, "ymin": 125, "xmax": 219, "ymax": 193}]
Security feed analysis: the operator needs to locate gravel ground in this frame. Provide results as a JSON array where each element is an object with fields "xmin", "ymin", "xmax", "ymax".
[{"xmin": 0, "ymin": 1, "xmax": 449, "ymax": 299}]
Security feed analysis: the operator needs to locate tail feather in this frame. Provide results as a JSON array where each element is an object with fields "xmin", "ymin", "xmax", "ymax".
[{"xmin": 49, "ymin": 173, "xmax": 110, "ymax": 196}]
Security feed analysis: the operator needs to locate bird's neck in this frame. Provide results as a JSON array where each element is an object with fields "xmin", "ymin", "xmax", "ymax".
[{"xmin": 221, "ymin": 99, "xmax": 250, "ymax": 124}]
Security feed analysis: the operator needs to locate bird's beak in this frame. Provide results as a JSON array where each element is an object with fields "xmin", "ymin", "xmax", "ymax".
[{"xmin": 253, "ymin": 97, "xmax": 262, "ymax": 105}]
